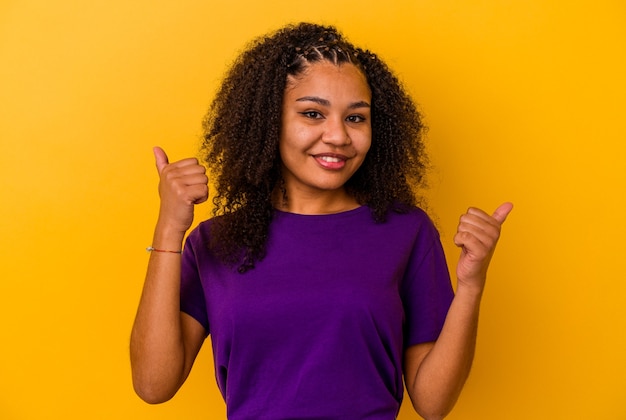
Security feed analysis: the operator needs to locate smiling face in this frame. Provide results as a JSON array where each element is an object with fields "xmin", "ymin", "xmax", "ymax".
[{"xmin": 278, "ymin": 61, "xmax": 372, "ymax": 211}]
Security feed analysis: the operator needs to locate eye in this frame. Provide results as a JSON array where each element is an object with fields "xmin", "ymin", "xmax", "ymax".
[
  {"xmin": 300, "ymin": 111, "xmax": 323, "ymax": 119},
  {"xmin": 346, "ymin": 114, "xmax": 366, "ymax": 123}
]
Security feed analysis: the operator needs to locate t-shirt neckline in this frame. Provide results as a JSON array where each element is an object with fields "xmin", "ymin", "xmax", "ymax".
[{"xmin": 272, "ymin": 205, "xmax": 368, "ymax": 220}]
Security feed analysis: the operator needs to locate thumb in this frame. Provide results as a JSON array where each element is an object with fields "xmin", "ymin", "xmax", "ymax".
[
  {"xmin": 492, "ymin": 202, "xmax": 514, "ymax": 224},
  {"xmin": 153, "ymin": 146, "xmax": 169, "ymax": 174}
]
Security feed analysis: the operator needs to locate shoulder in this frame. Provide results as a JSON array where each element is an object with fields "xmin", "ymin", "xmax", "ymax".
[
  {"xmin": 381, "ymin": 205, "xmax": 439, "ymax": 233},
  {"xmin": 187, "ymin": 217, "xmax": 213, "ymax": 238},
  {"xmin": 184, "ymin": 217, "xmax": 218, "ymax": 252}
]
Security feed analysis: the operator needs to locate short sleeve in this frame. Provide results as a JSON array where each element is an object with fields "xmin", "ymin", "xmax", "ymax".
[
  {"xmin": 180, "ymin": 231, "xmax": 210, "ymax": 335},
  {"xmin": 401, "ymin": 219, "xmax": 454, "ymax": 347}
]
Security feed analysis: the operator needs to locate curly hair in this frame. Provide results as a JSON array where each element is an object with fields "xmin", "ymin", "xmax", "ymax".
[{"xmin": 202, "ymin": 22, "xmax": 427, "ymax": 272}]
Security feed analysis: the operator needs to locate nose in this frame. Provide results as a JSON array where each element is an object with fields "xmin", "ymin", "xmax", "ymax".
[{"xmin": 321, "ymin": 117, "xmax": 351, "ymax": 146}]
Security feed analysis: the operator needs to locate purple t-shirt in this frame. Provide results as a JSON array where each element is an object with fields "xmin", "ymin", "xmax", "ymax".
[{"xmin": 181, "ymin": 206, "xmax": 454, "ymax": 419}]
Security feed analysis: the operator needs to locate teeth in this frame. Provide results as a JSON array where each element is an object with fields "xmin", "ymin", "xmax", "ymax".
[{"xmin": 319, "ymin": 156, "xmax": 341, "ymax": 163}]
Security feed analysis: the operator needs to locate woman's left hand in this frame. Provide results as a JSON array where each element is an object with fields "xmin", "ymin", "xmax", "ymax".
[{"xmin": 454, "ymin": 202, "xmax": 513, "ymax": 294}]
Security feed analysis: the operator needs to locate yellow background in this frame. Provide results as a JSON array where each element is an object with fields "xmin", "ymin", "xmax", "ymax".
[{"xmin": 1, "ymin": 0, "xmax": 625, "ymax": 418}]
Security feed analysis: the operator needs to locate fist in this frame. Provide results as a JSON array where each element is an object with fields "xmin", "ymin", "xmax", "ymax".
[
  {"xmin": 153, "ymin": 146, "xmax": 209, "ymax": 233},
  {"xmin": 454, "ymin": 202, "xmax": 513, "ymax": 292}
]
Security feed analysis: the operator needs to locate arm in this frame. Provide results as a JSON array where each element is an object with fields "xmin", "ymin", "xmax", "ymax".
[
  {"xmin": 130, "ymin": 147, "xmax": 209, "ymax": 404},
  {"xmin": 404, "ymin": 202, "xmax": 513, "ymax": 419}
]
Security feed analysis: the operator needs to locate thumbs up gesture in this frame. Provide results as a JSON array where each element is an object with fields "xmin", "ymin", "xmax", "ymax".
[
  {"xmin": 454, "ymin": 202, "xmax": 513, "ymax": 293},
  {"xmin": 153, "ymin": 147, "xmax": 209, "ymax": 234}
]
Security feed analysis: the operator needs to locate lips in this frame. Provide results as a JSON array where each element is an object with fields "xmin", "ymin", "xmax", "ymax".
[{"xmin": 313, "ymin": 153, "xmax": 348, "ymax": 170}]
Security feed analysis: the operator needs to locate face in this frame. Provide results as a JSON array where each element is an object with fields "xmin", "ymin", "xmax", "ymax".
[{"xmin": 279, "ymin": 61, "xmax": 372, "ymax": 201}]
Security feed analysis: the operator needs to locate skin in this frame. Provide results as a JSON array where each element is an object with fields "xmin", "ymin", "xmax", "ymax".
[
  {"xmin": 277, "ymin": 61, "xmax": 372, "ymax": 214},
  {"xmin": 130, "ymin": 148, "xmax": 208, "ymax": 403},
  {"xmin": 130, "ymin": 61, "xmax": 513, "ymax": 418},
  {"xmin": 403, "ymin": 202, "xmax": 513, "ymax": 419}
]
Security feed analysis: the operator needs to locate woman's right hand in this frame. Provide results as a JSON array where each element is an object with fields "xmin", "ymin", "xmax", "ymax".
[
  {"xmin": 130, "ymin": 147, "xmax": 209, "ymax": 403},
  {"xmin": 153, "ymin": 146, "xmax": 209, "ymax": 234}
]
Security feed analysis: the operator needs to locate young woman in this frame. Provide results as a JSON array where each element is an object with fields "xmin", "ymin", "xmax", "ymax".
[{"xmin": 130, "ymin": 22, "xmax": 512, "ymax": 420}]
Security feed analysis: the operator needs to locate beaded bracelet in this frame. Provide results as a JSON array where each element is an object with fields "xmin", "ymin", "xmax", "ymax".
[{"xmin": 146, "ymin": 246, "xmax": 182, "ymax": 254}]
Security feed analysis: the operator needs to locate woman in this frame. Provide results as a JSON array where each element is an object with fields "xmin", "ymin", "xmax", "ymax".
[{"xmin": 130, "ymin": 22, "xmax": 512, "ymax": 419}]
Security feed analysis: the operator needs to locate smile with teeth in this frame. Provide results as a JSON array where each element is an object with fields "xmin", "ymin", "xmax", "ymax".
[
  {"xmin": 319, "ymin": 156, "xmax": 342, "ymax": 163},
  {"xmin": 313, "ymin": 154, "xmax": 348, "ymax": 170}
]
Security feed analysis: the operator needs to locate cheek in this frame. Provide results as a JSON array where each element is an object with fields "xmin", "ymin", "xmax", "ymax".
[
  {"xmin": 278, "ymin": 134, "xmax": 303, "ymax": 167},
  {"xmin": 280, "ymin": 126, "xmax": 315, "ymax": 154},
  {"xmin": 357, "ymin": 131, "xmax": 372, "ymax": 155},
  {"xmin": 364, "ymin": 137, "xmax": 372, "ymax": 153}
]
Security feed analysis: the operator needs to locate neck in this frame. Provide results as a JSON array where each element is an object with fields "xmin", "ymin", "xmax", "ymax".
[{"xmin": 272, "ymin": 187, "xmax": 360, "ymax": 215}]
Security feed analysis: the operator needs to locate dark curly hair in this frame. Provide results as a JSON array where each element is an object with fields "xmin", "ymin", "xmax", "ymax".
[{"xmin": 202, "ymin": 22, "xmax": 427, "ymax": 272}]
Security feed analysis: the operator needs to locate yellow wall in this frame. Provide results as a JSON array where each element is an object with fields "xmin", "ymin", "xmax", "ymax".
[{"xmin": 1, "ymin": 1, "xmax": 624, "ymax": 418}]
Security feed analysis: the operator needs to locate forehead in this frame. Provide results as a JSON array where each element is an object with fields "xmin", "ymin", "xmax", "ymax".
[{"xmin": 285, "ymin": 61, "xmax": 370, "ymax": 96}]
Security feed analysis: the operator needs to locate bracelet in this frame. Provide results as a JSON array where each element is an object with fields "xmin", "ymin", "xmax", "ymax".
[{"xmin": 146, "ymin": 246, "xmax": 182, "ymax": 254}]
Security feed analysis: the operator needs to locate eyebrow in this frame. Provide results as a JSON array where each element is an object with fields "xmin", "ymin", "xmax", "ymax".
[{"xmin": 295, "ymin": 96, "xmax": 371, "ymax": 109}]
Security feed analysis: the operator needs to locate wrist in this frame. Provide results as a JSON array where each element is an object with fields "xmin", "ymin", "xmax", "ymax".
[
  {"xmin": 152, "ymin": 220, "xmax": 187, "ymax": 248},
  {"xmin": 156, "ymin": 204, "xmax": 194, "ymax": 236},
  {"xmin": 455, "ymin": 280, "xmax": 485, "ymax": 302}
]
